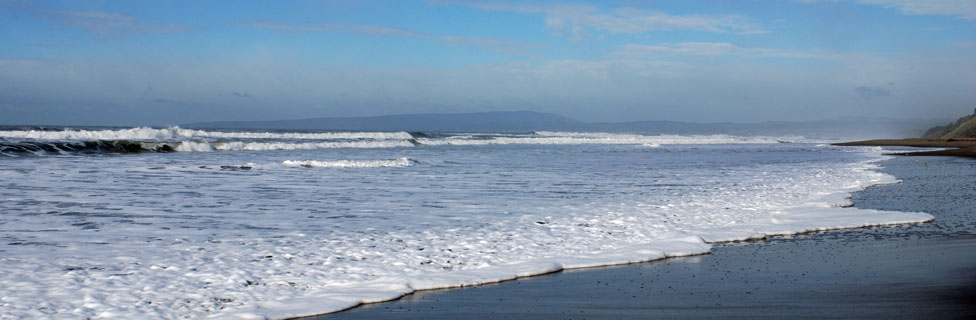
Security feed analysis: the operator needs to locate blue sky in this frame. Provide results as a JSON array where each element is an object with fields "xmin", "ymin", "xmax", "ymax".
[{"xmin": 1, "ymin": 0, "xmax": 974, "ymax": 125}]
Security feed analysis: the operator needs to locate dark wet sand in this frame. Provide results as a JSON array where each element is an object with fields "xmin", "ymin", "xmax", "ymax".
[
  {"xmin": 834, "ymin": 138, "xmax": 976, "ymax": 157},
  {"xmin": 316, "ymin": 156, "xmax": 976, "ymax": 319}
]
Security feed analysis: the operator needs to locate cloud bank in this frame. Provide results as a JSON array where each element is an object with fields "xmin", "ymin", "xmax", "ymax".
[{"xmin": 2, "ymin": 52, "xmax": 972, "ymax": 126}]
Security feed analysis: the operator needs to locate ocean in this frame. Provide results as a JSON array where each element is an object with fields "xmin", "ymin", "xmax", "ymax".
[{"xmin": 0, "ymin": 127, "xmax": 933, "ymax": 319}]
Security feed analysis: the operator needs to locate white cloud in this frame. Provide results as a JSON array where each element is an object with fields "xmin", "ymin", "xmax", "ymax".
[
  {"xmin": 613, "ymin": 42, "xmax": 737, "ymax": 56},
  {"xmin": 545, "ymin": 16, "xmax": 569, "ymax": 32},
  {"xmin": 858, "ymin": 0, "xmax": 976, "ymax": 20},
  {"xmin": 36, "ymin": 8, "xmax": 190, "ymax": 35},
  {"xmin": 442, "ymin": 1, "xmax": 767, "ymax": 36},
  {"xmin": 249, "ymin": 21, "xmax": 426, "ymax": 37},
  {"xmin": 568, "ymin": 7, "xmax": 766, "ymax": 34},
  {"xmin": 611, "ymin": 42, "xmax": 843, "ymax": 60},
  {"xmin": 796, "ymin": 0, "xmax": 976, "ymax": 20},
  {"xmin": 546, "ymin": 16, "xmax": 587, "ymax": 42},
  {"xmin": 248, "ymin": 21, "xmax": 534, "ymax": 57}
]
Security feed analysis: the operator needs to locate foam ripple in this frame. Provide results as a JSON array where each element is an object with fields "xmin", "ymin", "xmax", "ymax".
[{"xmin": 282, "ymin": 158, "xmax": 414, "ymax": 168}]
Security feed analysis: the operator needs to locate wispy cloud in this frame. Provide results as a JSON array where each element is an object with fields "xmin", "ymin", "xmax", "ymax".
[
  {"xmin": 27, "ymin": 42, "xmax": 77, "ymax": 49},
  {"xmin": 36, "ymin": 8, "xmax": 191, "ymax": 35},
  {"xmin": 796, "ymin": 0, "xmax": 976, "ymax": 20},
  {"xmin": 854, "ymin": 84, "xmax": 894, "ymax": 99},
  {"xmin": 249, "ymin": 21, "xmax": 425, "ymax": 37},
  {"xmin": 952, "ymin": 41, "xmax": 976, "ymax": 49},
  {"xmin": 248, "ymin": 21, "xmax": 535, "ymax": 57},
  {"xmin": 438, "ymin": 1, "xmax": 767, "ymax": 37},
  {"xmin": 610, "ymin": 42, "xmax": 842, "ymax": 60},
  {"xmin": 858, "ymin": 0, "xmax": 976, "ymax": 20}
]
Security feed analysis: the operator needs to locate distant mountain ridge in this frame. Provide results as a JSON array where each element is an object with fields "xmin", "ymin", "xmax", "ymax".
[
  {"xmin": 184, "ymin": 111, "xmax": 582, "ymax": 132},
  {"xmin": 183, "ymin": 111, "xmax": 942, "ymax": 140}
]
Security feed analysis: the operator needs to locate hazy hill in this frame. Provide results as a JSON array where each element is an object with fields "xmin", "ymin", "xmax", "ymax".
[{"xmin": 921, "ymin": 109, "xmax": 976, "ymax": 139}]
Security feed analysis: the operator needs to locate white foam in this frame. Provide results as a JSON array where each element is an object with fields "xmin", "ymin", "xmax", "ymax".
[
  {"xmin": 0, "ymin": 127, "xmax": 412, "ymax": 141},
  {"xmin": 417, "ymin": 132, "xmax": 805, "ymax": 146},
  {"xmin": 172, "ymin": 141, "xmax": 215, "ymax": 152},
  {"xmin": 0, "ymin": 128, "xmax": 816, "ymax": 154},
  {"xmin": 0, "ymin": 143, "xmax": 932, "ymax": 319},
  {"xmin": 534, "ymin": 131, "xmax": 808, "ymax": 144},
  {"xmin": 173, "ymin": 128, "xmax": 413, "ymax": 140},
  {"xmin": 282, "ymin": 158, "xmax": 413, "ymax": 168},
  {"xmin": 0, "ymin": 127, "xmax": 178, "ymax": 140},
  {"xmin": 173, "ymin": 140, "xmax": 415, "ymax": 152}
]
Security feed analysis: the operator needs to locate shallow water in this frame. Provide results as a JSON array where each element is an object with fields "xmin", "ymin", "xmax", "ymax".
[
  {"xmin": 0, "ymin": 128, "xmax": 932, "ymax": 318},
  {"xmin": 323, "ymin": 156, "xmax": 976, "ymax": 319}
]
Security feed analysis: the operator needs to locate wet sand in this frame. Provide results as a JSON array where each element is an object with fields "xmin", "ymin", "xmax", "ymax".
[
  {"xmin": 316, "ymin": 155, "xmax": 976, "ymax": 319},
  {"xmin": 834, "ymin": 138, "xmax": 976, "ymax": 157}
]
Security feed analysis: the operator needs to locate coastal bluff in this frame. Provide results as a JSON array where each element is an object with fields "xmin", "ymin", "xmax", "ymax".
[
  {"xmin": 834, "ymin": 107, "xmax": 976, "ymax": 158},
  {"xmin": 922, "ymin": 107, "xmax": 976, "ymax": 139}
]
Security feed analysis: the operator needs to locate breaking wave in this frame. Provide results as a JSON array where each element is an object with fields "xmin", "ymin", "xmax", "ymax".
[
  {"xmin": 172, "ymin": 140, "xmax": 415, "ymax": 152},
  {"xmin": 0, "ymin": 127, "xmax": 412, "ymax": 141},
  {"xmin": 0, "ymin": 140, "xmax": 416, "ymax": 156},
  {"xmin": 415, "ymin": 132, "xmax": 800, "ymax": 146},
  {"xmin": 282, "ymin": 158, "xmax": 414, "ymax": 168},
  {"xmin": 0, "ymin": 140, "xmax": 172, "ymax": 156},
  {"xmin": 0, "ymin": 127, "xmax": 810, "ymax": 157}
]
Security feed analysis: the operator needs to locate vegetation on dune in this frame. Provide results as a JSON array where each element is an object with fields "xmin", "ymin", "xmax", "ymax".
[{"xmin": 922, "ymin": 107, "xmax": 976, "ymax": 139}]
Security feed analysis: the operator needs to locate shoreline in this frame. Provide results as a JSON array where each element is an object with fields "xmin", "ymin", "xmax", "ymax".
[
  {"xmin": 833, "ymin": 138, "xmax": 976, "ymax": 157},
  {"xmin": 255, "ymin": 148, "xmax": 931, "ymax": 319},
  {"xmin": 318, "ymin": 155, "xmax": 976, "ymax": 319}
]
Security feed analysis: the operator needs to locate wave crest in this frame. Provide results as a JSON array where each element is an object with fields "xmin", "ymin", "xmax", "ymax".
[
  {"xmin": 282, "ymin": 158, "xmax": 414, "ymax": 168},
  {"xmin": 0, "ymin": 127, "xmax": 412, "ymax": 141},
  {"xmin": 417, "ymin": 132, "xmax": 800, "ymax": 146}
]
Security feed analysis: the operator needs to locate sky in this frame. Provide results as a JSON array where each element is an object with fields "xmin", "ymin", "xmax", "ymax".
[{"xmin": 1, "ymin": 0, "xmax": 975, "ymax": 126}]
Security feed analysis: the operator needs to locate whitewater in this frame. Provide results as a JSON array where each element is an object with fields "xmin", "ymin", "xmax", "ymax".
[{"xmin": 0, "ymin": 127, "xmax": 932, "ymax": 319}]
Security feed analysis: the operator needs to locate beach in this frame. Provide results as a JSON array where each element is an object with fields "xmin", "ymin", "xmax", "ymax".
[
  {"xmin": 319, "ymin": 155, "xmax": 976, "ymax": 319},
  {"xmin": 834, "ymin": 138, "xmax": 976, "ymax": 157},
  {"xmin": 4, "ymin": 1, "xmax": 975, "ymax": 318},
  {"xmin": 0, "ymin": 130, "xmax": 947, "ymax": 318}
]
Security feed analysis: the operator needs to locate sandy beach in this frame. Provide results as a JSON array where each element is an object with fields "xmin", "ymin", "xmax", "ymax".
[
  {"xmin": 834, "ymin": 138, "xmax": 976, "ymax": 157},
  {"xmin": 316, "ymin": 155, "xmax": 976, "ymax": 319}
]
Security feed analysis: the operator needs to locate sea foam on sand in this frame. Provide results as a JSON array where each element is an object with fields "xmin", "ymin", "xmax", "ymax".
[{"xmin": 209, "ymin": 158, "xmax": 929, "ymax": 320}]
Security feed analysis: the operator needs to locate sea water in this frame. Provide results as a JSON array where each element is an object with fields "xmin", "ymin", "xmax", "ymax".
[{"xmin": 0, "ymin": 128, "xmax": 932, "ymax": 319}]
